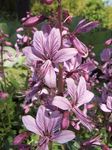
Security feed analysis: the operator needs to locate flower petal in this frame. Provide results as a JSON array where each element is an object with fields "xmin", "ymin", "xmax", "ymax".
[
  {"xmin": 76, "ymin": 20, "xmax": 99, "ymax": 33},
  {"xmin": 66, "ymin": 78, "xmax": 77, "ymax": 101},
  {"xmin": 53, "ymin": 130, "xmax": 75, "ymax": 143},
  {"xmin": 77, "ymin": 76, "xmax": 86, "ymax": 101},
  {"xmin": 44, "ymin": 64, "xmax": 56, "ymax": 88},
  {"xmin": 22, "ymin": 115, "xmax": 42, "ymax": 136},
  {"xmin": 23, "ymin": 46, "xmax": 41, "ymax": 61},
  {"xmin": 38, "ymin": 137, "xmax": 49, "ymax": 150},
  {"xmin": 77, "ymin": 90, "xmax": 94, "ymax": 107},
  {"xmin": 73, "ymin": 37, "xmax": 88, "ymax": 57},
  {"xmin": 73, "ymin": 107, "xmax": 94, "ymax": 131},
  {"xmin": 107, "ymin": 96, "xmax": 112, "ymax": 110},
  {"xmin": 100, "ymin": 104, "xmax": 111, "ymax": 112},
  {"xmin": 52, "ymin": 96, "xmax": 71, "ymax": 110},
  {"xmin": 33, "ymin": 30, "xmax": 45, "ymax": 56},
  {"xmin": 100, "ymin": 48, "xmax": 112, "ymax": 62},
  {"xmin": 45, "ymin": 28, "xmax": 61, "ymax": 57},
  {"xmin": 53, "ymin": 48, "xmax": 78, "ymax": 63},
  {"xmin": 38, "ymin": 60, "xmax": 52, "ymax": 80},
  {"xmin": 36, "ymin": 105, "xmax": 46, "ymax": 133}
]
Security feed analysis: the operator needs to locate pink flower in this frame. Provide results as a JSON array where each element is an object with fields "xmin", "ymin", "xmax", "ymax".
[
  {"xmin": 22, "ymin": 105, "xmax": 75, "ymax": 150},
  {"xmin": 23, "ymin": 28, "xmax": 77, "ymax": 88},
  {"xmin": 82, "ymin": 135, "xmax": 102, "ymax": 147},
  {"xmin": 75, "ymin": 19, "xmax": 99, "ymax": 34},
  {"xmin": 52, "ymin": 76, "xmax": 94, "ymax": 130},
  {"xmin": 100, "ymin": 96, "xmax": 112, "ymax": 112}
]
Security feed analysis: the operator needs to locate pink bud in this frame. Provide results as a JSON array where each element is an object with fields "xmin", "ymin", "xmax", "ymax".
[
  {"xmin": 0, "ymin": 92, "xmax": 8, "ymax": 100},
  {"xmin": 22, "ymin": 15, "xmax": 46, "ymax": 27},
  {"xmin": 13, "ymin": 132, "xmax": 31, "ymax": 145},
  {"xmin": 62, "ymin": 111, "xmax": 70, "ymax": 129},
  {"xmin": 105, "ymin": 39, "xmax": 112, "ymax": 46},
  {"xmin": 4, "ymin": 41, "xmax": 12, "ymax": 46},
  {"xmin": 23, "ymin": 36, "xmax": 28, "ymax": 43},
  {"xmin": 41, "ymin": 0, "xmax": 54, "ymax": 5}
]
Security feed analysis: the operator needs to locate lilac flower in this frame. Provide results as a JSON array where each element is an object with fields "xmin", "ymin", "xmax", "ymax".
[
  {"xmin": 52, "ymin": 76, "xmax": 94, "ymax": 130},
  {"xmin": 100, "ymin": 48, "xmax": 112, "ymax": 62},
  {"xmin": 13, "ymin": 132, "xmax": 31, "ymax": 145},
  {"xmin": 0, "ymin": 91, "xmax": 8, "ymax": 100},
  {"xmin": 75, "ymin": 19, "xmax": 99, "ymax": 34},
  {"xmin": 64, "ymin": 55, "xmax": 96, "ymax": 80},
  {"xmin": 22, "ymin": 15, "xmax": 46, "ymax": 27},
  {"xmin": 82, "ymin": 136, "xmax": 102, "ymax": 148},
  {"xmin": 22, "ymin": 105, "xmax": 75, "ymax": 150},
  {"xmin": 72, "ymin": 36, "xmax": 88, "ymax": 57},
  {"xmin": 100, "ymin": 96, "xmax": 112, "ymax": 112},
  {"xmin": 23, "ymin": 28, "xmax": 78, "ymax": 88},
  {"xmin": 41, "ymin": 0, "xmax": 54, "ymax": 5},
  {"xmin": 105, "ymin": 38, "xmax": 112, "ymax": 46}
]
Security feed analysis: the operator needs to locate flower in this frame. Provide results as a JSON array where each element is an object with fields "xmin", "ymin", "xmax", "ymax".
[
  {"xmin": 23, "ymin": 28, "xmax": 77, "ymax": 88},
  {"xmin": 52, "ymin": 76, "xmax": 94, "ymax": 130},
  {"xmin": 100, "ymin": 48, "xmax": 112, "ymax": 62},
  {"xmin": 100, "ymin": 96, "xmax": 112, "ymax": 112},
  {"xmin": 22, "ymin": 105, "xmax": 75, "ymax": 150},
  {"xmin": 75, "ymin": 19, "xmax": 99, "ymax": 34}
]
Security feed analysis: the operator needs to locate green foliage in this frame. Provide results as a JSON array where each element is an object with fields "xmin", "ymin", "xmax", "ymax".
[
  {"xmin": 0, "ymin": 96, "xmax": 23, "ymax": 149},
  {"xmin": 104, "ymin": 6, "xmax": 112, "ymax": 29},
  {"xmin": 81, "ymin": 0, "xmax": 106, "ymax": 24}
]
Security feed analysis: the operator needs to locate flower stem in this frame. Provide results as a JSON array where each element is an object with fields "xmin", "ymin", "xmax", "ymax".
[
  {"xmin": 57, "ymin": 0, "xmax": 64, "ymax": 95},
  {"xmin": 49, "ymin": 141, "xmax": 52, "ymax": 150},
  {"xmin": 0, "ymin": 43, "xmax": 6, "ymax": 90}
]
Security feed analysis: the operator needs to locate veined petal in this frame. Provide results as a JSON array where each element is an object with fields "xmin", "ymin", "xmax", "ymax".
[
  {"xmin": 100, "ymin": 104, "xmax": 111, "ymax": 112},
  {"xmin": 38, "ymin": 60, "xmax": 51, "ymax": 79},
  {"xmin": 77, "ymin": 76, "xmax": 86, "ymax": 101},
  {"xmin": 73, "ymin": 37, "xmax": 88, "ymax": 58},
  {"xmin": 33, "ymin": 30, "xmax": 45, "ymax": 56},
  {"xmin": 66, "ymin": 78, "xmax": 77, "ymax": 101},
  {"xmin": 53, "ymin": 130, "xmax": 75, "ymax": 143},
  {"xmin": 36, "ymin": 105, "xmax": 46, "ymax": 133},
  {"xmin": 44, "ymin": 64, "xmax": 56, "ymax": 88},
  {"xmin": 22, "ymin": 115, "xmax": 42, "ymax": 136},
  {"xmin": 52, "ymin": 96, "xmax": 72, "ymax": 110},
  {"xmin": 23, "ymin": 46, "xmax": 41, "ymax": 61},
  {"xmin": 73, "ymin": 107, "xmax": 94, "ymax": 131},
  {"xmin": 45, "ymin": 28, "xmax": 61, "ymax": 57},
  {"xmin": 77, "ymin": 90, "xmax": 94, "ymax": 107},
  {"xmin": 107, "ymin": 96, "xmax": 112, "ymax": 110},
  {"xmin": 53, "ymin": 48, "xmax": 78, "ymax": 63},
  {"xmin": 38, "ymin": 137, "xmax": 49, "ymax": 150}
]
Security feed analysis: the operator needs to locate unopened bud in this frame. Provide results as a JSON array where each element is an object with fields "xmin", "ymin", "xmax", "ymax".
[
  {"xmin": 62, "ymin": 111, "xmax": 70, "ymax": 129},
  {"xmin": 41, "ymin": 0, "xmax": 54, "ymax": 5}
]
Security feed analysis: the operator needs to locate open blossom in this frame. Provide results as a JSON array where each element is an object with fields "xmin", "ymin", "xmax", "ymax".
[
  {"xmin": 100, "ymin": 96, "xmax": 112, "ymax": 112},
  {"xmin": 64, "ymin": 54, "xmax": 96, "ymax": 80},
  {"xmin": 22, "ymin": 105, "xmax": 75, "ymax": 150},
  {"xmin": 70, "ymin": 19, "xmax": 99, "ymax": 57},
  {"xmin": 23, "ymin": 28, "xmax": 77, "ymax": 88},
  {"xmin": 52, "ymin": 76, "xmax": 94, "ymax": 130}
]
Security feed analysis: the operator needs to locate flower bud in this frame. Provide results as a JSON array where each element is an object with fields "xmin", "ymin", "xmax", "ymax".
[
  {"xmin": 62, "ymin": 111, "xmax": 70, "ymax": 129},
  {"xmin": 13, "ymin": 132, "xmax": 31, "ymax": 145},
  {"xmin": 41, "ymin": 0, "xmax": 54, "ymax": 5}
]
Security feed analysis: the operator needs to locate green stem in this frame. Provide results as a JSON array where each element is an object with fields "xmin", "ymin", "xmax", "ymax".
[
  {"xmin": 49, "ymin": 141, "xmax": 52, "ymax": 150},
  {"xmin": 0, "ymin": 43, "xmax": 6, "ymax": 90}
]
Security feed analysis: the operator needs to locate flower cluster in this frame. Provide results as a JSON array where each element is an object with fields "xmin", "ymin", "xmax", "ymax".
[{"xmin": 12, "ymin": 0, "xmax": 112, "ymax": 149}]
